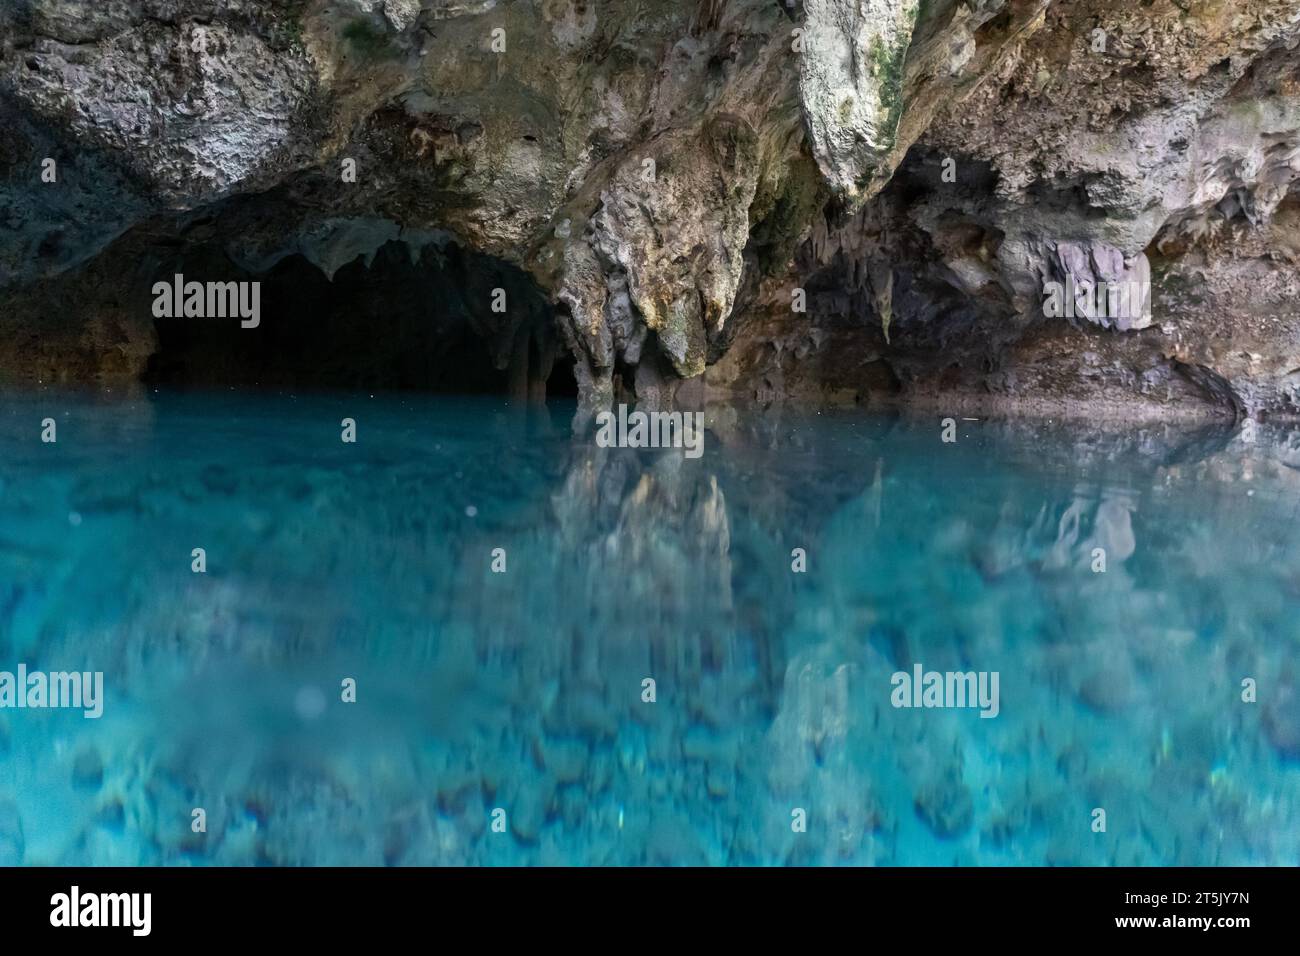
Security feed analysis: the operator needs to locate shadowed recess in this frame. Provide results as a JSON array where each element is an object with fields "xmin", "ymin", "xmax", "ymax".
[{"xmin": 142, "ymin": 239, "xmax": 578, "ymax": 399}]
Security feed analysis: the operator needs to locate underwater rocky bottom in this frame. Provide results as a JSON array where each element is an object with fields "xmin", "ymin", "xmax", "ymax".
[{"xmin": 0, "ymin": 388, "xmax": 1298, "ymax": 866}]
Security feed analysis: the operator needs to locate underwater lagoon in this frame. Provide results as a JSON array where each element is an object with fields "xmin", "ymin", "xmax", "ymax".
[{"xmin": 1, "ymin": 389, "xmax": 1298, "ymax": 865}]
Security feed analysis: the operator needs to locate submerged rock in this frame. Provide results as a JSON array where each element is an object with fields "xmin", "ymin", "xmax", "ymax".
[
  {"xmin": 71, "ymin": 747, "xmax": 105, "ymax": 791},
  {"xmin": 914, "ymin": 771, "xmax": 975, "ymax": 840},
  {"xmin": 1263, "ymin": 680, "xmax": 1300, "ymax": 761},
  {"xmin": 0, "ymin": 798, "xmax": 24, "ymax": 865}
]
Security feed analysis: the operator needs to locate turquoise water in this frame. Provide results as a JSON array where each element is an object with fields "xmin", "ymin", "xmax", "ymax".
[{"xmin": 1, "ymin": 388, "xmax": 1298, "ymax": 866}]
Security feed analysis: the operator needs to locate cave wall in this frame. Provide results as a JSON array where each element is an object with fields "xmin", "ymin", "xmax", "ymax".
[
  {"xmin": 711, "ymin": 0, "xmax": 1300, "ymax": 419},
  {"xmin": 0, "ymin": 1, "xmax": 1298, "ymax": 417}
]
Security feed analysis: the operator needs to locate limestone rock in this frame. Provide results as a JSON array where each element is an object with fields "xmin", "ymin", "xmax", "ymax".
[{"xmin": 0, "ymin": 0, "xmax": 1298, "ymax": 417}]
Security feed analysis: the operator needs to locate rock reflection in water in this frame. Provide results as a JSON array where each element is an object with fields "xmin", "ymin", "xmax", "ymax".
[{"xmin": 0, "ymin": 391, "xmax": 1296, "ymax": 866}]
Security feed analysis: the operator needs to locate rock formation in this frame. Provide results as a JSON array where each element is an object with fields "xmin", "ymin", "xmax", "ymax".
[{"xmin": 1, "ymin": 0, "xmax": 1298, "ymax": 418}]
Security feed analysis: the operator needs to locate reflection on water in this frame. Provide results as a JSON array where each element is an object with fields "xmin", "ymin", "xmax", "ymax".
[{"xmin": 1, "ymin": 389, "xmax": 1298, "ymax": 865}]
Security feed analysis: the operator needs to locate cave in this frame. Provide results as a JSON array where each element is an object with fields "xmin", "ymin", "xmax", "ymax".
[
  {"xmin": 5, "ymin": 0, "xmax": 1300, "ymax": 888},
  {"xmin": 141, "ymin": 237, "xmax": 578, "ymax": 400}
]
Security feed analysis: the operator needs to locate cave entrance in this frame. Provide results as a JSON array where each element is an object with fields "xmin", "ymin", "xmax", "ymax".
[
  {"xmin": 142, "ymin": 238, "xmax": 574, "ymax": 399},
  {"xmin": 540, "ymin": 343, "xmax": 579, "ymax": 399}
]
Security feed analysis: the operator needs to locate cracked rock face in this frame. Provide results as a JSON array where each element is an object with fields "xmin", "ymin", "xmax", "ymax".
[
  {"xmin": 13, "ymin": 17, "xmax": 316, "ymax": 201},
  {"xmin": 559, "ymin": 119, "xmax": 761, "ymax": 396},
  {"xmin": 797, "ymin": 0, "xmax": 919, "ymax": 202},
  {"xmin": 714, "ymin": 0, "xmax": 1300, "ymax": 419},
  {"xmin": 1, "ymin": 0, "xmax": 1299, "ymax": 419}
]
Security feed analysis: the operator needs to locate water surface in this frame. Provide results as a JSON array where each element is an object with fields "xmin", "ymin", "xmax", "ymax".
[{"xmin": 1, "ymin": 389, "xmax": 1298, "ymax": 865}]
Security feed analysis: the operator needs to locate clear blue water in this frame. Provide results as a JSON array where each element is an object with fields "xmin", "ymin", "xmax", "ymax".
[{"xmin": 1, "ymin": 388, "xmax": 1298, "ymax": 866}]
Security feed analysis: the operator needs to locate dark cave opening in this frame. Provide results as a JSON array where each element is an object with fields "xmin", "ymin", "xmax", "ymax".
[
  {"xmin": 142, "ymin": 238, "xmax": 575, "ymax": 399},
  {"xmin": 538, "ymin": 339, "xmax": 579, "ymax": 399}
]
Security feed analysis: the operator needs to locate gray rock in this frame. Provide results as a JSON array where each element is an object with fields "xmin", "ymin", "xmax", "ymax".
[{"xmin": 0, "ymin": 0, "xmax": 1298, "ymax": 415}]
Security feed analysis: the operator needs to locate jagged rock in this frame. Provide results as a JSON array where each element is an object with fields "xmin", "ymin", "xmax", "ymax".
[
  {"xmin": 0, "ymin": 0, "xmax": 1298, "ymax": 417},
  {"xmin": 797, "ymin": 0, "xmax": 920, "ymax": 203},
  {"xmin": 559, "ymin": 120, "xmax": 761, "ymax": 383},
  {"xmin": 712, "ymin": 0, "xmax": 1300, "ymax": 417}
]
